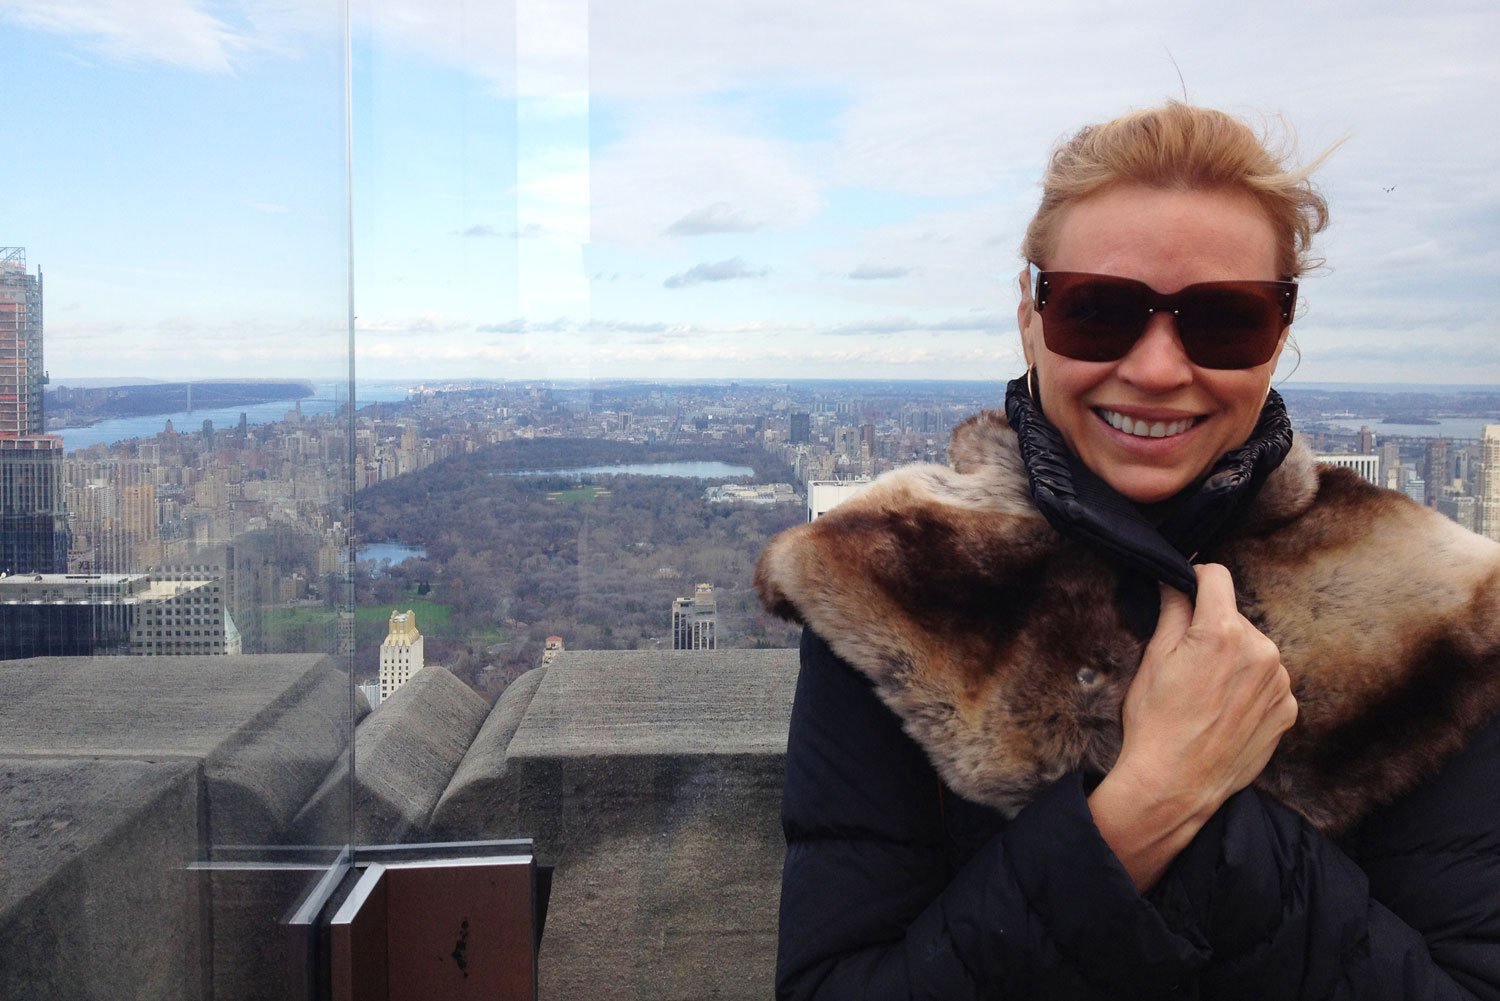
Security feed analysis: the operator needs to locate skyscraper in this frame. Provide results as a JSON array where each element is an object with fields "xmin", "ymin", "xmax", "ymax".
[
  {"xmin": 0, "ymin": 247, "xmax": 67, "ymax": 574},
  {"xmin": 1481, "ymin": 426, "xmax": 1500, "ymax": 542},
  {"xmin": 0, "ymin": 248, "xmax": 44, "ymax": 437},
  {"xmin": 379, "ymin": 608, "xmax": 425, "ymax": 701},
  {"xmin": 671, "ymin": 583, "xmax": 717, "ymax": 650},
  {"xmin": 1424, "ymin": 438, "xmax": 1449, "ymax": 507},
  {"xmin": 789, "ymin": 412, "xmax": 811, "ymax": 445}
]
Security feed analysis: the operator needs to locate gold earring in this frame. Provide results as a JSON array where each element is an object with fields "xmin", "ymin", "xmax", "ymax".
[{"xmin": 1027, "ymin": 365, "xmax": 1039, "ymax": 401}]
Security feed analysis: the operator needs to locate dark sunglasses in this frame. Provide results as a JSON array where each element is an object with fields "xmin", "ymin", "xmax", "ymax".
[{"xmin": 1033, "ymin": 270, "xmax": 1297, "ymax": 369}]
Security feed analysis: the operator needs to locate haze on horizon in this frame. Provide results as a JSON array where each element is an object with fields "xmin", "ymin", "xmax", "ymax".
[{"xmin": 3, "ymin": 0, "xmax": 1497, "ymax": 385}]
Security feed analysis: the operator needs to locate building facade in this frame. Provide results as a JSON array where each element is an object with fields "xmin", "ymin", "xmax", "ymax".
[
  {"xmin": 0, "ymin": 566, "xmax": 239, "ymax": 660},
  {"xmin": 806, "ymin": 478, "xmax": 871, "ymax": 521},
  {"xmin": 672, "ymin": 583, "xmax": 717, "ymax": 650},
  {"xmin": 1424, "ymin": 438, "xmax": 1450, "ymax": 506},
  {"xmin": 379, "ymin": 608, "xmax": 425, "ymax": 701},
  {"xmin": 1481, "ymin": 425, "xmax": 1500, "ymax": 542},
  {"xmin": 1313, "ymin": 453, "xmax": 1381, "ymax": 487},
  {"xmin": 788, "ymin": 413, "xmax": 811, "ymax": 445}
]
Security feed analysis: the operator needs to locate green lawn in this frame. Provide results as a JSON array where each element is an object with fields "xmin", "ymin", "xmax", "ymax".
[
  {"xmin": 546, "ymin": 485, "xmax": 610, "ymax": 503},
  {"xmin": 353, "ymin": 600, "xmax": 454, "ymax": 627},
  {"xmin": 262, "ymin": 598, "xmax": 460, "ymax": 644}
]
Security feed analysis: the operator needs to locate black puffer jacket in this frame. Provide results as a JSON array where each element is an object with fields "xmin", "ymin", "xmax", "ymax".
[{"xmin": 779, "ymin": 628, "xmax": 1500, "ymax": 1000}]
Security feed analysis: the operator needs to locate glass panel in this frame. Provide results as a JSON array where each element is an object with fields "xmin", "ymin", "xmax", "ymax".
[
  {"xmin": 0, "ymin": 4, "xmax": 352, "ymax": 999},
  {"xmin": 348, "ymin": 5, "xmax": 1500, "ymax": 999}
]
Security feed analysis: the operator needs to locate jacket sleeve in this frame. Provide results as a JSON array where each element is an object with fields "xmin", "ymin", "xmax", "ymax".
[
  {"xmin": 778, "ymin": 630, "xmax": 1216, "ymax": 1001},
  {"xmin": 1153, "ymin": 712, "xmax": 1500, "ymax": 1001}
]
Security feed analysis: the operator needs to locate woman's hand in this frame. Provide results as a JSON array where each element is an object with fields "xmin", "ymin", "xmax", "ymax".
[{"xmin": 1089, "ymin": 563, "xmax": 1298, "ymax": 891}]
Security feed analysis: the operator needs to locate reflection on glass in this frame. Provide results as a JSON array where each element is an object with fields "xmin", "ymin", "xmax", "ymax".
[{"xmin": 0, "ymin": 3, "xmax": 352, "ymax": 998}]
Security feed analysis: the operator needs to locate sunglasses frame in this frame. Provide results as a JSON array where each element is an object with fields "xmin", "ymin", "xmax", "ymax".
[{"xmin": 1031, "ymin": 269, "xmax": 1297, "ymax": 370}]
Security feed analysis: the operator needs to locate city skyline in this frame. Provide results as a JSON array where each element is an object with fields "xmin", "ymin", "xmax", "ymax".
[
  {"xmin": 16, "ymin": 360, "xmax": 1500, "ymax": 668},
  {"xmin": 2, "ymin": 1, "xmax": 1498, "ymax": 383}
]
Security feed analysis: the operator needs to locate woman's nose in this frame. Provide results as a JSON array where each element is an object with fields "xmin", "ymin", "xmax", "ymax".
[{"xmin": 1115, "ymin": 312, "xmax": 1195, "ymax": 391}]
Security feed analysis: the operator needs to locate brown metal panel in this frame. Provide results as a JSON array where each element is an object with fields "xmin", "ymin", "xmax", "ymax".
[
  {"xmin": 330, "ymin": 865, "xmax": 390, "ymax": 1001},
  {"xmin": 384, "ymin": 860, "xmax": 535, "ymax": 1001}
]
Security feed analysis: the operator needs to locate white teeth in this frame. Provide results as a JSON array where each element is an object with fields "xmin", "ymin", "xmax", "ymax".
[{"xmin": 1099, "ymin": 409, "xmax": 1194, "ymax": 439}]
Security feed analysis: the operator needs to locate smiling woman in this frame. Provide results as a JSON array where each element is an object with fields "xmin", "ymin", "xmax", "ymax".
[
  {"xmin": 758, "ymin": 102, "xmax": 1500, "ymax": 1000},
  {"xmin": 1020, "ymin": 185, "xmax": 1289, "ymax": 505}
]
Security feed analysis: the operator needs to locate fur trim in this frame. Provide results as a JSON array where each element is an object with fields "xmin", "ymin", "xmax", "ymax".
[{"xmin": 755, "ymin": 411, "xmax": 1500, "ymax": 834}]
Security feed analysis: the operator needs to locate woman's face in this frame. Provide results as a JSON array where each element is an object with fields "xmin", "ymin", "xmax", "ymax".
[{"xmin": 1018, "ymin": 185, "xmax": 1288, "ymax": 505}]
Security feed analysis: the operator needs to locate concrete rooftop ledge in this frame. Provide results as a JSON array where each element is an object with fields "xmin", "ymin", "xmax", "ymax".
[
  {"xmin": 0, "ymin": 646, "xmax": 804, "ymax": 1001},
  {"xmin": 295, "ymin": 664, "xmax": 490, "ymax": 844},
  {"xmin": 0, "ymin": 654, "xmax": 353, "ymax": 1001},
  {"xmin": 497, "ymin": 649, "xmax": 801, "ymax": 1001},
  {"xmin": 509, "ymin": 648, "xmax": 800, "ymax": 757},
  {"xmin": 430, "ymin": 664, "xmax": 549, "ymax": 839}
]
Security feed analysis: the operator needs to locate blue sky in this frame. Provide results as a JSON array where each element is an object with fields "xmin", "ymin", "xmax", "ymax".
[{"xmin": 3, "ymin": 0, "xmax": 1498, "ymax": 384}]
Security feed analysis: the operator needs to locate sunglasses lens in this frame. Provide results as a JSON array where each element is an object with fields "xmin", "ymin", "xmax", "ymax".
[
  {"xmin": 1039, "ymin": 274, "xmax": 1287, "ymax": 369},
  {"xmin": 1043, "ymin": 278, "xmax": 1146, "ymax": 362},
  {"xmin": 1175, "ymin": 287, "xmax": 1281, "ymax": 368}
]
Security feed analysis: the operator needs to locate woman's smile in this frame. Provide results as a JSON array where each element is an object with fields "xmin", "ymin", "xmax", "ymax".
[{"xmin": 1095, "ymin": 408, "xmax": 1199, "ymax": 440}]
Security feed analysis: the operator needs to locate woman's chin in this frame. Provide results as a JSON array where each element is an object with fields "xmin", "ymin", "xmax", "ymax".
[
  {"xmin": 1103, "ymin": 473, "xmax": 1194, "ymax": 507},
  {"xmin": 1089, "ymin": 449, "xmax": 1208, "ymax": 505}
]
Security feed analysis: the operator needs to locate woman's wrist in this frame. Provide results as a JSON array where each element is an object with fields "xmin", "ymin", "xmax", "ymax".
[{"xmin": 1088, "ymin": 762, "xmax": 1217, "ymax": 892}]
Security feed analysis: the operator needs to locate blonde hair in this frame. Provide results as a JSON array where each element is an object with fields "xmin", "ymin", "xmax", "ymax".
[{"xmin": 1022, "ymin": 102, "xmax": 1333, "ymax": 279}]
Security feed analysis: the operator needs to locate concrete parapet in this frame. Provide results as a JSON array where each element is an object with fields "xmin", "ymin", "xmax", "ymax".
[
  {"xmin": 0, "ymin": 654, "xmax": 348, "ymax": 846},
  {"xmin": 499, "ymin": 649, "xmax": 799, "ymax": 1001},
  {"xmin": 0, "ymin": 654, "xmax": 352, "ymax": 1001},
  {"xmin": 0, "ymin": 759, "xmax": 205, "ymax": 1001},
  {"xmin": 293, "ymin": 665, "xmax": 490, "ymax": 845},
  {"xmin": 429, "ymin": 665, "xmax": 548, "ymax": 838},
  {"xmin": 0, "ymin": 646, "xmax": 805, "ymax": 1000}
]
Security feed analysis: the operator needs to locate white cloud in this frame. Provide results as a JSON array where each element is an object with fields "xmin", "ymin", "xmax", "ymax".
[
  {"xmin": 664, "ymin": 202, "xmax": 763, "ymax": 237},
  {"xmin": 0, "ymin": 0, "xmax": 306, "ymax": 71},
  {"xmin": 823, "ymin": 313, "xmax": 1007, "ymax": 337},
  {"xmin": 847, "ymin": 264, "xmax": 911, "ymax": 281},
  {"xmin": 592, "ymin": 119, "xmax": 824, "ymax": 250},
  {"xmin": 663, "ymin": 257, "xmax": 770, "ymax": 289}
]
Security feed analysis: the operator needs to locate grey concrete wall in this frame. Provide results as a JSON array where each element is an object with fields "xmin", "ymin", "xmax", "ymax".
[
  {"xmin": 0, "ymin": 759, "xmax": 205, "ymax": 1001},
  {"xmin": 293, "ymin": 665, "xmax": 490, "ymax": 844},
  {"xmin": 0, "ymin": 647, "xmax": 804, "ymax": 1001},
  {"xmin": 496, "ymin": 649, "xmax": 800, "ymax": 1001},
  {"xmin": 428, "ymin": 664, "xmax": 548, "ymax": 838},
  {"xmin": 0, "ymin": 654, "xmax": 353, "ymax": 1001}
]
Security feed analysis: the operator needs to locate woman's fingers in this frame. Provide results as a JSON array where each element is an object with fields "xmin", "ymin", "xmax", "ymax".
[
  {"xmin": 1119, "ymin": 563, "xmax": 1297, "ymax": 814},
  {"xmin": 1153, "ymin": 581, "xmax": 1194, "ymax": 646},
  {"xmin": 1092, "ymin": 564, "xmax": 1297, "ymax": 890}
]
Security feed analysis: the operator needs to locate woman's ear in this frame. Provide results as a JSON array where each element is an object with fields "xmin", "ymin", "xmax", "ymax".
[{"xmin": 1016, "ymin": 268, "xmax": 1038, "ymax": 367}]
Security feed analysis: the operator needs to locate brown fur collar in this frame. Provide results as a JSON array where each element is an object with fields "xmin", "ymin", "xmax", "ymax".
[{"xmin": 756, "ymin": 410, "xmax": 1500, "ymax": 834}]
